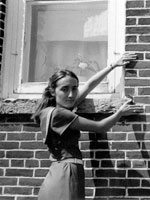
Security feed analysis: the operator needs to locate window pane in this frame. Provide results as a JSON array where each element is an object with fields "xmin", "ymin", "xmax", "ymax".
[{"xmin": 23, "ymin": 1, "xmax": 108, "ymax": 83}]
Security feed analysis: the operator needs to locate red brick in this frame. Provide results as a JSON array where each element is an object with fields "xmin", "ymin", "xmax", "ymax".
[
  {"xmin": 132, "ymin": 160, "xmax": 147, "ymax": 168},
  {"xmin": 96, "ymin": 170, "xmax": 126, "ymax": 178},
  {"xmin": 139, "ymin": 69, "xmax": 150, "ymax": 77},
  {"xmin": 85, "ymin": 159, "xmax": 100, "ymax": 168},
  {"xmin": 85, "ymin": 178, "xmax": 108, "ymax": 187},
  {"xmin": 81, "ymin": 141, "xmax": 109, "ymax": 150},
  {"xmin": 0, "ymin": 142, "xmax": 19, "ymax": 149},
  {"xmin": 0, "ymin": 177, "xmax": 17, "ymax": 185},
  {"xmin": 126, "ymin": 9, "xmax": 150, "ymax": 17},
  {"xmin": 126, "ymin": 1, "xmax": 144, "ymax": 8},
  {"xmin": 142, "ymin": 179, "xmax": 150, "ymax": 187},
  {"xmin": 35, "ymin": 169, "xmax": 49, "ymax": 177},
  {"xmin": 19, "ymin": 178, "xmax": 42, "ymax": 186},
  {"xmin": 126, "ymin": 18, "xmax": 136, "ymax": 25},
  {"xmin": 4, "ymin": 187, "xmax": 32, "ymax": 195},
  {"xmin": 22, "ymin": 124, "xmax": 40, "ymax": 132},
  {"xmin": 6, "ymin": 151, "xmax": 33, "ymax": 159},
  {"xmin": 128, "ymin": 169, "xmax": 150, "ymax": 178},
  {"xmin": 37, "ymin": 132, "xmax": 43, "ymax": 140},
  {"xmin": 139, "ymin": 18, "xmax": 150, "ymax": 25},
  {"xmin": 40, "ymin": 160, "xmax": 51, "ymax": 167},
  {"xmin": 126, "ymin": 36, "xmax": 137, "ymax": 43},
  {"xmin": 128, "ymin": 133, "xmax": 150, "ymax": 141},
  {"xmin": 0, "ymin": 151, "xmax": 4, "ymax": 158},
  {"xmin": 125, "ymin": 79, "xmax": 150, "ymax": 86},
  {"xmin": 80, "ymin": 132, "xmax": 96, "ymax": 141},
  {"xmin": 112, "ymin": 142, "xmax": 140, "ymax": 150},
  {"xmin": 126, "ymin": 44, "xmax": 150, "ymax": 51},
  {"xmin": 146, "ymin": 1, "xmax": 150, "ymax": 7},
  {"xmin": 139, "ymin": 35, "xmax": 150, "ymax": 43},
  {"xmin": 125, "ymin": 87, "xmax": 135, "ymax": 96},
  {"xmin": 128, "ymin": 61, "xmax": 150, "ymax": 69},
  {"xmin": 142, "ymin": 142, "xmax": 150, "ymax": 149},
  {"xmin": 113, "ymin": 124, "xmax": 141, "ymax": 132},
  {"xmin": 0, "ymin": 159, "xmax": 9, "ymax": 167},
  {"xmin": 127, "ymin": 151, "xmax": 150, "ymax": 159},
  {"xmin": 110, "ymin": 178, "xmax": 140, "ymax": 187},
  {"xmin": 95, "ymin": 188, "xmax": 125, "ymax": 196},
  {"xmin": 0, "ymin": 124, "xmax": 22, "ymax": 131},
  {"xmin": 85, "ymin": 188, "xmax": 94, "ymax": 197},
  {"xmin": 82, "ymin": 151, "xmax": 94, "ymax": 159},
  {"xmin": 138, "ymin": 88, "xmax": 150, "ymax": 95},
  {"xmin": 101, "ymin": 160, "xmax": 115, "ymax": 168},
  {"xmin": 134, "ymin": 96, "xmax": 150, "ymax": 104},
  {"xmin": 126, "ymin": 26, "xmax": 150, "ymax": 34},
  {"xmin": 128, "ymin": 188, "xmax": 150, "ymax": 196},
  {"xmin": 6, "ymin": 169, "xmax": 33, "ymax": 177},
  {"xmin": 33, "ymin": 187, "xmax": 40, "ymax": 196},
  {"xmin": 96, "ymin": 151, "xmax": 125, "ymax": 159},
  {"xmin": 7, "ymin": 132, "xmax": 36, "ymax": 141},
  {"xmin": 20, "ymin": 141, "xmax": 45, "ymax": 150},
  {"xmin": 0, "ymin": 197, "xmax": 14, "ymax": 200},
  {"xmin": 117, "ymin": 160, "xmax": 131, "ymax": 168},
  {"xmin": 35, "ymin": 151, "xmax": 50, "ymax": 159},
  {"xmin": 145, "ymin": 105, "xmax": 150, "ymax": 113},
  {"xmin": 125, "ymin": 69, "xmax": 137, "ymax": 77},
  {"xmin": 0, "ymin": 132, "xmax": 6, "ymax": 140},
  {"xmin": 84, "ymin": 169, "xmax": 94, "ymax": 177},
  {"xmin": 107, "ymin": 132, "xmax": 126, "ymax": 141},
  {"xmin": 11, "ymin": 160, "xmax": 24, "ymax": 167},
  {"xmin": 133, "ymin": 52, "xmax": 144, "ymax": 60},
  {"xmin": 25, "ymin": 159, "xmax": 39, "ymax": 168}
]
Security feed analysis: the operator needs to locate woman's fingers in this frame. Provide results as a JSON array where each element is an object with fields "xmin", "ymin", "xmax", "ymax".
[{"xmin": 122, "ymin": 53, "xmax": 137, "ymax": 61}]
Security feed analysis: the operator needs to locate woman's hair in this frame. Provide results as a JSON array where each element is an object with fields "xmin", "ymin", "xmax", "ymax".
[{"xmin": 32, "ymin": 69, "xmax": 79, "ymax": 123}]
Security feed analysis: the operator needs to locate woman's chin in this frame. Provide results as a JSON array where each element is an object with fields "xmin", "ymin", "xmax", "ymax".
[{"xmin": 64, "ymin": 104, "xmax": 75, "ymax": 110}]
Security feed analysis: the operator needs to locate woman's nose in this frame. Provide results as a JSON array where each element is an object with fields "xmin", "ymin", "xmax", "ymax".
[{"xmin": 68, "ymin": 90, "xmax": 73, "ymax": 97}]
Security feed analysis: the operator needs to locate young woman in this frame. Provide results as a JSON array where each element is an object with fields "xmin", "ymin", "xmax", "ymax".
[{"xmin": 33, "ymin": 53, "xmax": 137, "ymax": 200}]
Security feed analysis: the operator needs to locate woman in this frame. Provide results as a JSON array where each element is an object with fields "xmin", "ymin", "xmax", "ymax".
[{"xmin": 33, "ymin": 53, "xmax": 137, "ymax": 200}]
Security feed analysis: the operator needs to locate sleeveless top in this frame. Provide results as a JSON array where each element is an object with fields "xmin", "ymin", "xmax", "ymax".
[{"xmin": 39, "ymin": 107, "xmax": 82, "ymax": 161}]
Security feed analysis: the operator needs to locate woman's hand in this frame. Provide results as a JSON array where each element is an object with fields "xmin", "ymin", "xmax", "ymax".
[
  {"xmin": 118, "ymin": 99, "xmax": 137, "ymax": 117},
  {"xmin": 111, "ymin": 53, "xmax": 137, "ymax": 69}
]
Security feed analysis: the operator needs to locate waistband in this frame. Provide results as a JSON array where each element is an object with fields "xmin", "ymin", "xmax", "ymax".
[{"xmin": 52, "ymin": 158, "xmax": 83, "ymax": 165}]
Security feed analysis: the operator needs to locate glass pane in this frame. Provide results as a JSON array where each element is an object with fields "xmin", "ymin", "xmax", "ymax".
[{"xmin": 23, "ymin": 1, "xmax": 108, "ymax": 83}]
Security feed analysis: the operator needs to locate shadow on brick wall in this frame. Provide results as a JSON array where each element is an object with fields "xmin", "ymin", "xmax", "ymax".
[{"xmin": 86, "ymin": 113, "xmax": 150, "ymax": 199}]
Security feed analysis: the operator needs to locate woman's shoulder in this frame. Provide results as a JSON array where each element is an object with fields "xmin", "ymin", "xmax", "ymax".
[
  {"xmin": 40, "ymin": 106, "xmax": 55, "ymax": 114},
  {"xmin": 52, "ymin": 107, "xmax": 77, "ymax": 118},
  {"xmin": 40, "ymin": 106, "xmax": 78, "ymax": 122},
  {"xmin": 51, "ymin": 107, "xmax": 79, "ymax": 134}
]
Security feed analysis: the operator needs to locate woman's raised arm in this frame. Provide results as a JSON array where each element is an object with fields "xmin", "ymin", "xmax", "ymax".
[
  {"xmin": 75, "ymin": 53, "xmax": 137, "ymax": 106},
  {"xmin": 72, "ymin": 100, "xmax": 136, "ymax": 133}
]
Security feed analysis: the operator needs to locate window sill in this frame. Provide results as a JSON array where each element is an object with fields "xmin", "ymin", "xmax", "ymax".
[{"xmin": 0, "ymin": 98, "xmax": 144, "ymax": 115}]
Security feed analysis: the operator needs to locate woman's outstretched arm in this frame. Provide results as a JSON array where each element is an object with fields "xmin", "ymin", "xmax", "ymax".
[
  {"xmin": 71, "ymin": 100, "xmax": 135, "ymax": 133},
  {"xmin": 76, "ymin": 53, "xmax": 137, "ymax": 106}
]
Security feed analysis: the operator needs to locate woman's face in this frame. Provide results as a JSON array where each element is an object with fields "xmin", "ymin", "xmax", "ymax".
[{"xmin": 53, "ymin": 75, "xmax": 79, "ymax": 109}]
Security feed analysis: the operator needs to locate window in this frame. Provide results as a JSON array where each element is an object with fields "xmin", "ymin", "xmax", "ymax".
[{"xmin": 2, "ymin": 0, "xmax": 126, "ymax": 99}]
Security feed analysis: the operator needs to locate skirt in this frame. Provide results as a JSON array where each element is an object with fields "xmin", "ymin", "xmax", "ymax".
[{"xmin": 38, "ymin": 161, "xmax": 85, "ymax": 200}]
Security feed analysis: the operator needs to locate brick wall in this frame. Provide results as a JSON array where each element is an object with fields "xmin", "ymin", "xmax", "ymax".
[{"xmin": 1, "ymin": 0, "xmax": 150, "ymax": 200}]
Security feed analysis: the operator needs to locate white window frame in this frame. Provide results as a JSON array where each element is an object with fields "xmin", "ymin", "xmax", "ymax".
[{"xmin": 2, "ymin": 0, "xmax": 126, "ymax": 100}]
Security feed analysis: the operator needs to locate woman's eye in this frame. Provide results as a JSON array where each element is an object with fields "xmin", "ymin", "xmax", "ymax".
[
  {"xmin": 72, "ymin": 87, "xmax": 78, "ymax": 91},
  {"xmin": 62, "ymin": 87, "xmax": 68, "ymax": 92}
]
